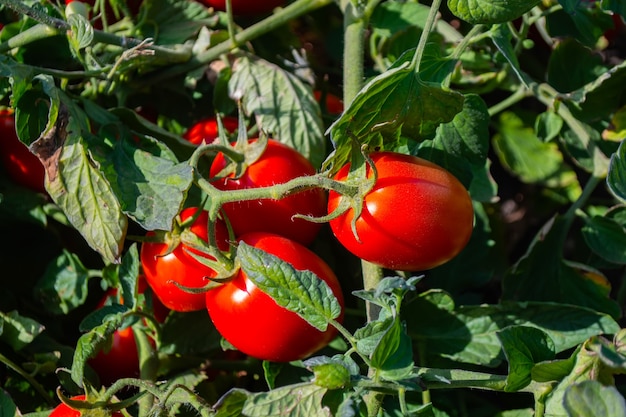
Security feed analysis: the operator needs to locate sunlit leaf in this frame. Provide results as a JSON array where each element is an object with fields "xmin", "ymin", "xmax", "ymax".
[{"xmin": 447, "ymin": 0, "xmax": 541, "ymax": 24}]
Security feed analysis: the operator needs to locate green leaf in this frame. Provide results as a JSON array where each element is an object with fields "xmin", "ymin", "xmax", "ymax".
[
  {"xmin": 608, "ymin": 138, "xmax": 626, "ymax": 203},
  {"xmin": 66, "ymin": 14, "xmax": 94, "ymax": 52},
  {"xmin": 0, "ymin": 311, "xmax": 45, "ymax": 351},
  {"xmin": 118, "ymin": 243, "xmax": 141, "ymax": 309},
  {"xmin": 0, "ymin": 390, "xmax": 17, "ymax": 417},
  {"xmin": 417, "ymin": 93, "xmax": 491, "ymax": 192},
  {"xmin": 159, "ymin": 311, "xmax": 222, "ymax": 356},
  {"xmin": 33, "ymin": 250, "xmax": 92, "ymax": 315},
  {"xmin": 547, "ymin": 39, "xmax": 606, "ymax": 94},
  {"xmin": 327, "ymin": 61, "xmax": 464, "ymax": 174},
  {"xmin": 563, "ymin": 381, "xmax": 626, "ymax": 417},
  {"xmin": 138, "ymin": 0, "xmax": 214, "ymax": 45},
  {"xmin": 86, "ymin": 129, "xmax": 193, "ymax": 232},
  {"xmin": 238, "ymin": 242, "xmax": 342, "ymax": 332},
  {"xmin": 404, "ymin": 290, "xmax": 620, "ymax": 368},
  {"xmin": 497, "ymin": 326, "xmax": 555, "ymax": 392},
  {"xmin": 502, "ymin": 216, "xmax": 621, "ymax": 319},
  {"xmin": 71, "ymin": 315, "xmax": 123, "ymax": 387},
  {"xmin": 492, "ymin": 112, "xmax": 566, "ymax": 184},
  {"xmin": 447, "ymin": 0, "xmax": 541, "ymax": 24},
  {"xmin": 311, "ymin": 362, "xmax": 351, "ymax": 390},
  {"xmin": 490, "ymin": 24, "xmax": 532, "ymax": 86},
  {"xmin": 370, "ymin": 318, "xmax": 414, "ymax": 381},
  {"xmin": 242, "ymin": 383, "xmax": 331, "ymax": 417},
  {"xmin": 354, "ymin": 318, "xmax": 394, "ymax": 357},
  {"xmin": 228, "ymin": 53, "xmax": 326, "ymax": 168},
  {"xmin": 213, "ymin": 389, "xmax": 249, "ymax": 417},
  {"xmin": 581, "ymin": 215, "xmax": 626, "ymax": 264}
]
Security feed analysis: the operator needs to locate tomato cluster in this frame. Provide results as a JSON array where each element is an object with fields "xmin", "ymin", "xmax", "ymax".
[{"xmin": 140, "ymin": 136, "xmax": 344, "ymax": 362}]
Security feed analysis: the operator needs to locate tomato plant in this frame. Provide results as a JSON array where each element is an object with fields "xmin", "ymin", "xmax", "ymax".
[
  {"xmin": 205, "ymin": 232, "xmax": 344, "ymax": 362},
  {"xmin": 140, "ymin": 208, "xmax": 229, "ymax": 312},
  {"xmin": 209, "ymin": 139, "xmax": 327, "ymax": 245},
  {"xmin": 328, "ymin": 151, "xmax": 474, "ymax": 271},
  {"xmin": 183, "ymin": 116, "xmax": 238, "ymax": 145},
  {"xmin": 199, "ymin": 0, "xmax": 285, "ymax": 16},
  {"xmin": 0, "ymin": 109, "xmax": 46, "ymax": 194}
]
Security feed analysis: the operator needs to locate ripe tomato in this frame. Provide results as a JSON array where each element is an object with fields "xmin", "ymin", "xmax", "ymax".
[
  {"xmin": 205, "ymin": 232, "xmax": 344, "ymax": 362},
  {"xmin": 314, "ymin": 90, "xmax": 344, "ymax": 115},
  {"xmin": 328, "ymin": 152, "xmax": 474, "ymax": 271},
  {"xmin": 183, "ymin": 116, "xmax": 238, "ymax": 145},
  {"xmin": 140, "ymin": 208, "xmax": 229, "ymax": 312},
  {"xmin": 209, "ymin": 139, "xmax": 326, "ymax": 245},
  {"xmin": 0, "ymin": 109, "xmax": 46, "ymax": 193},
  {"xmin": 49, "ymin": 395, "xmax": 123, "ymax": 417},
  {"xmin": 200, "ymin": 0, "xmax": 285, "ymax": 15},
  {"xmin": 87, "ymin": 277, "xmax": 170, "ymax": 385}
]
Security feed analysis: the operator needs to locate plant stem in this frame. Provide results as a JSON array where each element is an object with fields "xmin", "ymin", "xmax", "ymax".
[
  {"xmin": 136, "ymin": 0, "xmax": 333, "ymax": 87},
  {"xmin": 0, "ymin": 351, "xmax": 55, "ymax": 405},
  {"xmin": 410, "ymin": 0, "xmax": 443, "ymax": 73}
]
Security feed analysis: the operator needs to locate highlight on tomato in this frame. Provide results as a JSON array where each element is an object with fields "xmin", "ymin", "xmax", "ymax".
[
  {"xmin": 328, "ymin": 151, "xmax": 474, "ymax": 271},
  {"xmin": 87, "ymin": 277, "xmax": 169, "ymax": 385},
  {"xmin": 183, "ymin": 116, "xmax": 239, "ymax": 145},
  {"xmin": 200, "ymin": 0, "xmax": 285, "ymax": 16},
  {"xmin": 209, "ymin": 139, "xmax": 327, "ymax": 245},
  {"xmin": 205, "ymin": 232, "xmax": 344, "ymax": 362},
  {"xmin": 49, "ymin": 395, "xmax": 124, "ymax": 417},
  {"xmin": 140, "ymin": 207, "xmax": 230, "ymax": 312},
  {"xmin": 0, "ymin": 109, "xmax": 46, "ymax": 194}
]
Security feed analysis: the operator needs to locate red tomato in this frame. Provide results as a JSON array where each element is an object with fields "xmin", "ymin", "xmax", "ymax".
[
  {"xmin": 0, "ymin": 109, "xmax": 46, "ymax": 193},
  {"xmin": 209, "ymin": 139, "xmax": 326, "ymax": 245},
  {"xmin": 49, "ymin": 395, "xmax": 124, "ymax": 417},
  {"xmin": 140, "ymin": 208, "xmax": 230, "ymax": 312},
  {"xmin": 87, "ymin": 277, "xmax": 170, "ymax": 385},
  {"xmin": 200, "ymin": 0, "xmax": 285, "ymax": 15},
  {"xmin": 328, "ymin": 152, "xmax": 474, "ymax": 271},
  {"xmin": 205, "ymin": 232, "xmax": 344, "ymax": 362},
  {"xmin": 183, "ymin": 116, "xmax": 239, "ymax": 145},
  {"xmin": 314, "ymin": 90, "xmax": 344, "ymax": 115}
]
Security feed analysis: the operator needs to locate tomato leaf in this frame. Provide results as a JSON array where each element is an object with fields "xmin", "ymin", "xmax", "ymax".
[
  {"xmin": 563, "ymin": 381, "xmax": 626, "ymax": 417},
  {"xmin": 447, "ymin": 0, "xmax": 541, "ymax": 24},
  {"xmin": 33, "ymin": 250, "xmax": 93, "ymax": 315},
  {"xmin": 326, "ymin": 60, "xmax": 464, "ymax": 174},
  {"xmin": 497, "ymin": 326, "xmax": 556, "ymax": 392},
  {"xmin": 137, "ymin": 0, "xmax": 214, "ymax": 46},
  {"xmin": 0, "ymin": 311, "xmax": 45, "ymax": 351},
  {"xmin": 0, "ymin": 390, "xmax": 17, "ymax": 417},
  {"xmin": 581, "ymin": 215, "xmax": 626, "ymax": 264},
  {"xmin": 213, "ymin": 388, "xmax": 249, "ymax": 417},
  {"xmin": 404, "ymin": 290, "xmax": 620, "ymax": 367},
  {"xmin": 237, "ymin": 242, "xmax": 342, "ymax": 332},
  {"xmin": 118, "ymin": 243, "xmax": 141, "ymax": 310},
  {"xmin": 370, "ymin": 318, "xmax": 414, "ymax": 381},
  {"xmin": 489, "ymin": 24, "xmax": 532, "ymax": 87},
  {"xmin": 607, "ymin": 138, "xmax": 626, "ymax": 203},
  {"xmin": 241, "ymin": 383, "xmax": 331, "ymax": 417},
  {"xmin": 228, "ymin": 52, "xmax": 326, "ymax": 168}
]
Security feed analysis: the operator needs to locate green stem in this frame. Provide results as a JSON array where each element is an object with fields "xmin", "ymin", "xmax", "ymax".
[
  {"xmin": 410, "ymin": 0, "xmax": 443, "ymax": 72},
  {"xmin": 136, "ymin": 0, "xmax": 333, "ymax": 87},
  {"xmin": 0, "ymin": 351, "xmax": 55, "ymax": 405},
  {"xmin": 488, "ymin": 86, "xmax": 530, "ymax": 116}
]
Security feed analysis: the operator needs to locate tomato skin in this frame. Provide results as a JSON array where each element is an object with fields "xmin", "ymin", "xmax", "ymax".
[
  {"xmin": 87, "ymin": 277, "xmax": 170, "ymax": 385},
  {"xmin": 140, "ymin": 208, "xmax": 229, "ymax": 312},
  {"xmin": 209, "ymin": 139, "xmax": 326, "ymax": 245},
  {"xmin": 328, "ymin": 152, "xmax": 474, "ymax": 271},
  {"xmin": 200, "ymin": 0, "xmax": 285, "ymax": 15},
  {"xmin": 183, "ymin": 116, "xmax": 238, "ymax": 145},
  {"xmin": 205, "ymin": 232, "xmax": 344, "ymax": 362},
  {"xmin": 0, "ymin": 109, "xmax": 46, "ymax": 193},
  {"xmin": 314, "ymin": 91, "xmax": 344, "ymax": 115},
  {"xmin": 49, "ymin": 395, "xmax": 124, "ymax": 417}
]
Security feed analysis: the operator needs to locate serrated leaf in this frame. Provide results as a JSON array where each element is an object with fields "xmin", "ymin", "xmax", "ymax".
[
  {"xmin": 492, "ymin": 112, "xmax": 565, "ymax": 184},
  {"xmin": 608, "ymin": 139, "xmax": 626, "ymax": 203},
  {"xmin": 447, "ymin": 0, "xmax": 541, "ymax": 24},
  {"xmin": 118, "ymin": 243, "xmax": 141, "ymax": 309},
  {"xmin": 497, "ymin": 326, "xmax": 555, "ymax": 392},
  {"xmin": 563, "ymin": 381, "xmax": 626, "ymax": 417},
  {"xmin": 66, "ymin": 14, "xmax": 94, "ymax": 51},
  {"xmin": 238, "ymin": 242, "xmax": 341, "ymax": 332},
  {"xmin": 502, "ymin": 216, "xmax": 621, "ymax": 318},
  {"xmin": 228, "ymin": 53, "xmax": 326, "ymax": 168},
  {"xmin": 370, "ymin": 318, "xmax": 414, "ymax": 381},
  {"xmin": 88, "ymin": 132, "xmax": 193, "ymax": 232},
  {"xmin": 417, "ymin": 93, "xmax": 490, "ymax": 190},
  {"xmin": 404, "ymin": 290, "xmax": 620, "ymax": 367},
  {"xmin": 242, "ymin": 383, "xmax": 331, "ymax": 417},
  {"xmin": 71, "ymin": 316, "xmax": 123, "ymax": 387},
  {"xmin": 213, "ymin": 389, "xmax": 249, "ymax": 417},
  {"xmin": 326, "ymin": 61, "xmax": 464, "ymax": 173},
  {"xmin": 0, "ymin": 311, "xmax": 45, "ymax": 351},
  {"xmin": 33, "ymin": 250, "xmax": 92, "ymax": 315},
  {"xmin": 581, "ymin": 215, "xmax": 626, "ymax": 264}
]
